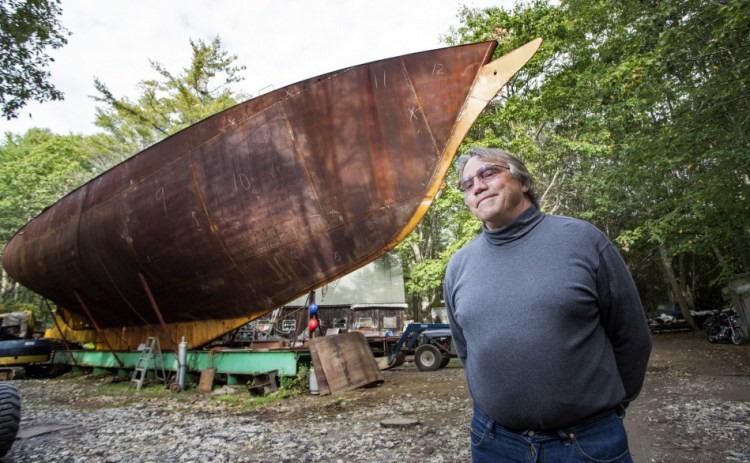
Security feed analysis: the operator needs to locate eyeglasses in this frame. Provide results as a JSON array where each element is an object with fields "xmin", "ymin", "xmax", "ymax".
[{"xmin": 457, "ymin": 164, "xmax": 509, "ymax": 192}]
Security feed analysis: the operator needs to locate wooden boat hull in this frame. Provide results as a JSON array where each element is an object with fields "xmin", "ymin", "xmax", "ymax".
[{"xmin": 3, "ymin": 39, "xmax": 541, "ymax": 348}]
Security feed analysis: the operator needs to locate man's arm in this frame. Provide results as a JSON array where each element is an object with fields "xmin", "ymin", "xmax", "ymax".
[
  {"xmin": 444, "ymin": 275, "xmax": 468, "ymax": 366},
  {"xmin": 597, "ymin": 243, "xmax": 653, "ymax": 404}
]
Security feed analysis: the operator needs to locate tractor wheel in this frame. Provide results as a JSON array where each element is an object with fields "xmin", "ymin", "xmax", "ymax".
[
  {"xmin": 415, "ymin": 345, "xmax": 442, "ymax": 371},
  {"xmin": 439, "ymin": 356, "xmax": 451, "ymax": 368},
  {"xmin": 0, "ymin": 382, "xmax": 21, "ymax": 457}
]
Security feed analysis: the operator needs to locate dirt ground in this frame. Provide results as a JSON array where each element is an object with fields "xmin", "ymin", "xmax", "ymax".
[
  {"xmin": 6, "ymin": 331, "xmax": 750, "ymax": 462},
  {"xmin": 625, "ymin": 331, "xmax": 750, "ymax": 462},
  {"xmin": 346, "ymin": 330, "xmax": 750, "ymax": 462},
  {"xmin": 370, "ymin": 331, "xmax": 750, "ymax": 462}
]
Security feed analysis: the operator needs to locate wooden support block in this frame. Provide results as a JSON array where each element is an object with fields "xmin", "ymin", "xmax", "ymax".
[
  {"xmin": 198, "ymin": 367, "xmax": 216, "ymax": 393},
  {"xmin": 247, "ymin": 370, "xmax": 278, "ymax": 396}
]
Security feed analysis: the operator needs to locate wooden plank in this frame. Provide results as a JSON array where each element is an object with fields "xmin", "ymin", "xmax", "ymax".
[{"xmin": 309, "ymin": 332, "xmax": 384, "ymax": 395}]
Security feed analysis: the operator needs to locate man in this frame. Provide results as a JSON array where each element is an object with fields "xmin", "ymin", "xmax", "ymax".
[{"xmin": 444, "ymin": 147, "xmax": 652, "ymax": 462}]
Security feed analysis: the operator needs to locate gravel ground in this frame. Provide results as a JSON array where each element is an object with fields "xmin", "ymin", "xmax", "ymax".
[
  {"xmin": 2, "ymin": 331, "xmax": 749, "ymax": 463},
  {"xmin": 4, "ymin": 365, "xmax": 472, "ymax": 463}
]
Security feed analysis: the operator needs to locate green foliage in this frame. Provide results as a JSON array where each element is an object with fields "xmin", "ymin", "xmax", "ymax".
[
  {"xmin": 405, "ymin": 0, "xmax": 750, "ymax": 313},
  {"xmin": 0, "ymin": 129, "xmax": 95, "ymax": 314},
  {"xmin": 0, "ymin": 300, "xmax": 33, "ymax": 312},
  {"xmin": 279, "ymin": 366, "xmax": 307, "ymax": 390},
  {"xmin": 210, "ymin": 370, "xmax": 308, "ymax": 408},
  {"xmin": 556, "ymin": 0, "xmax": 750, "ymax": 303},
  {"xmin": 397, "ymin": 162, "xmax": 481, "ymax": 320},
  {"xmin": 0, "ymin": 300, "xmax": 41, "ymax": 328},
  {"xmin": 0, "ymin": 36, "xmax": 249, "ymax": 322},
  {"xmin": 92, "ymin": 36, "xmax": 247, "ymax": 167},
  {"xmin": 0, "ymin": 0, "xmax": 69, "ymax": 119},
  {"xmin": 398, "ymin": 2, "xmax": 569, "ymax": 317},
  {"xmin": 0, "ymin": 128, "xmax": 95, "ymax": 242}
]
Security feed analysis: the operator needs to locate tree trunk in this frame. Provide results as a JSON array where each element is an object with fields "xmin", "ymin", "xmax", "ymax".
[
  {"xmin": 420, "ymin": 298, "xmax": 432, "ymax": 324},
  {"xmin": 0, "ymin": 269, "xmax": 7, "ymax": 296},
  {"xmin": 712, "ymin": 245, "xmax": 731, "ymax": 277},
  {"xmin": 658, "ymin": 242, "xmax": 700, "ymax": 331}
]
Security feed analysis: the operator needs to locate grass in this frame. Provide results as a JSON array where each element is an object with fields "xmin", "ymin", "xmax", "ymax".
[
  {"xmin": 210, "ymin": 370, "xmax": 309, "ymax": 409},
  {"xmin": 19, "ymin": 366, "xmax": 314, "ymax": 413}
]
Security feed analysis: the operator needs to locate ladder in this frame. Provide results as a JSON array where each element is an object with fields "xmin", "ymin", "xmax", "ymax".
[{"xmin": 129, "ymin": 337, "xmax": 167, "ymax": 391}]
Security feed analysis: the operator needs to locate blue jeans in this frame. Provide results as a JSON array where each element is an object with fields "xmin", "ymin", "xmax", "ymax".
[{"xmin": 470, "ymin": 403, "xmax": 633, "ymax": 462}]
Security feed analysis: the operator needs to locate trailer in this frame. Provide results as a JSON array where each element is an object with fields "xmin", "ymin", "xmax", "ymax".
[{"xmin": 52, "ymin": 345, "xmax": 310, "ymax": 390}]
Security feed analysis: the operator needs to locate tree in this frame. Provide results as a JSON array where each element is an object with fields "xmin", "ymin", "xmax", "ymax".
[
  {"xmin": 0, "ymin": 129, "xmax": 95, "ymax": 322},
  {"xmin": 397, "ymin": 164, "xmax": 481, "ymax": 321},
  {"xmin": 0, "ymin": 37, "xmax": 250, "ymax": 326},
  {"xmin": 0, "ymin": 128, "xmax": 95, "ymax": 243},
  {"xmin": 0, "ymin": 130, "xmax": 94, "ymax": 241},
  {"xmin": 0, "ymin": 0, "xmax": 69, "ymax": 119},
  {"xmin": 425, "ymin": 0, "xmax": 750, "ymax": 324},
  {"xmin": 91, "ymin": 36, "xmax": 247, "ymax": 168},
  {"xmin": 395, "ymin": 2, "xmax": 569, "ymax": 319},
  {"xmin": 556, "ymin": 0, "xmax": 750, "ymax": 323}
]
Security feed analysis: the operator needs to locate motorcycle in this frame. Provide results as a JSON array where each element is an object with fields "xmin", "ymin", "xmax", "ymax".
[{"xmin": 702, "ymin": 309, "xmax": 745, "ymax": 345}]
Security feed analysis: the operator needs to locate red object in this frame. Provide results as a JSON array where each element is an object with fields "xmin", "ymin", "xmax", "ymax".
[{"xmin": 309, "ymin": 318, "xmax": 319, "ymax": 332}]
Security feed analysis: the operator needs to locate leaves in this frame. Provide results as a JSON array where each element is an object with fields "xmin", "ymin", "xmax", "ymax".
[
  {"xmin": 91, "ymin": 36, "xmax": 247, "ymax": 167},
  {"xmin": 0, "ymin": 36, "xmax": 248, "ymax": 311},
  {"xmin": 0, "ymin": 129, "xmax": 95, "ymax": 242},
  {"xmin": 0, "ymin": 0, "xmax": 69, "ymax": 119},
  {"xmin": 421, "ymin": 0, "xmax": 750, "ymax": 312}
]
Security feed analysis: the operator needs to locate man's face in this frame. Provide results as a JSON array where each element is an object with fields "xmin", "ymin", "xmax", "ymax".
[{"xmin": 461, "ymin": 157, "xmax": 532, "ymax": 229}]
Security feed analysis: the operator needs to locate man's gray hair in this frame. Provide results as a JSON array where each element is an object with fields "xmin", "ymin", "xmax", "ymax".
[{"xmin": 455, "ymin": 147, "xmax": 539, "ymax": 208}]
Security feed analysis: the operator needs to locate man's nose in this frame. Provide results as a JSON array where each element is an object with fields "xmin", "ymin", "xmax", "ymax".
[{"xmin": 471, "ymin": 179, "xmax": 489, "ymax": 195}]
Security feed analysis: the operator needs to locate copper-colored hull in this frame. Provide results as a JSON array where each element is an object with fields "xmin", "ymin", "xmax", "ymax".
[{"xmin": 3, "ymin": 40, "xmax": 541, "ymax": 345}]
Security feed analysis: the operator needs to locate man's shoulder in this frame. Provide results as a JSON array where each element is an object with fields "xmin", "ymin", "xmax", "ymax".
[
  {"xmin": 541, "ymin": 213, "xmax": 611, "ymax": 245},
  {"xmin": 543, "ymin": 213, "xmax": 604, "ymax": 233},
  {"xmin": 447, "ymin": 234, "xmax": 483, "ymax": 268}
]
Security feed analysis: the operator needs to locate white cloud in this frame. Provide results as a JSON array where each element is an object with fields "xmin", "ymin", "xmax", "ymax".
[{"xmin": 0, "ymin": 0, "xmax": 512, "ymax": 136}]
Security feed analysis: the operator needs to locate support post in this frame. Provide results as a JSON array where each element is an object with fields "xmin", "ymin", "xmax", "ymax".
[
  {"xmin": 42, "ymin": 298, "xmax": 79, "ymax": 366},
  {"xmin": 73, "ymin": 291, "xmax": 124, "ymax": 367},
  {"xmin": 138, "ymin": 273, "xmax": 178, "ymax": 352}
]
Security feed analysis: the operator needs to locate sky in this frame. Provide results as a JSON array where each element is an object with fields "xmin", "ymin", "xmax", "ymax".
[{"xmin": 1, "ymin": 0, "xmax": 514, "ymax": 137}]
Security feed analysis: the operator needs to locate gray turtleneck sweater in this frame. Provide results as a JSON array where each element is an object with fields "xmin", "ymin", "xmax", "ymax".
[{"xmin": 444, "ymin": 206, "xmax": 652, "ymax": 430}]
